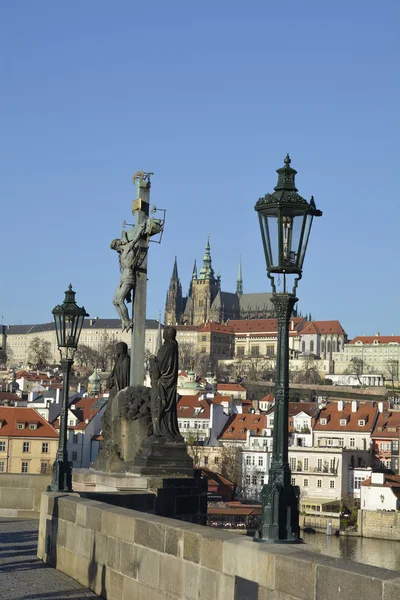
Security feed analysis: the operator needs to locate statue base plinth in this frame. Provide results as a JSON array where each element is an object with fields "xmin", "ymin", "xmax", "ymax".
[{"xmin": 132, "ymin": 437, "xmax": 194, "ymax": 477}]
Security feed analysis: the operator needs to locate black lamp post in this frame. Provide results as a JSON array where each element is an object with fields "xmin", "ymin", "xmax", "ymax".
[
  {"xmin": 50, "ymin": 285, "xmax": 88, "ymax": 492},
  {"xmin": 254, "ymin": 155, "xmax": 322, "ymax": 542}
]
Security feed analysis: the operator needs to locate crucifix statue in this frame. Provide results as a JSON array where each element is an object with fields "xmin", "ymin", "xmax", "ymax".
[{"xmin": 111, "ymin": 171, "xmax": 165, "ymax": 386}]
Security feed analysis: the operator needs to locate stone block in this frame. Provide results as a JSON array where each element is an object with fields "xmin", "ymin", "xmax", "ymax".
[
  {"xmin": 135, "ymin": 517, "xmax": 165, "ymax": 552},
  {"xmin": 315, "ymin": 559, "xmax": 392, "ymax": 600},
  {"xmin": 159, "ymin": 553, "xmax": 184, "ymax": 597},
  {"xmin": 165, "ymin": 524, "xmax": 183, "ymax": 557},
  {"xmin": 65, "ymin": 523, "xmax": 93, "ymax": 559},
  {"xmin": 136, "ymin": 546, "xmax": 160, "ymax": 589},
  {"xmin": 120, "ymin": 540, "xmax": 137, "ymax": 580},
  {"xmin": 107, "ymin": 535, "xmax": 122, "ymax": 572},
  {"xmin": 123, "ymin": 578, "xmax": 171, "ymax": 600},
  {"xmin": 182, "ymin": 524, "xmax": 209, "ymax": 563},
  {"xmin": 87, "ymin": 504, "xmax": 103, "ymax": 532},
  {"xmin": 383, "ymin": 577, "xmax": 400, "ymax": 600},
  {"xmin": 275, "ymin": 553, "xmax": 315, "ymax": 600},
  {"xmin": 74, "ymin": 555, "xmax": 91, "ymax": 588},
  {"xmin": 0, "ymin": 487, "xmax": 34, "ymax": 509},
  {"xmin": 223, "ymin": 537, "xmax": 276, "ymax": 588},
  {"xmin": 56, "ymin": 546, "xmax": 77, "ymax": 578},
  {"xmin": 258, "ymin": 588, "xmax": 300, "ymax": 600},
  {"xmin": 200, "ymin": 530, "xmax": 235, "ymax": 572},
  {"xmin": 56, "ymin": 518, "xmax": 68, "ymax": 548},
  {"xmin": 184, "ymin": 562, "xmax": 201, "ymax": 600},
  {"xmin": 105, "ymin": 569, "xmax": 125, "ymax": 600},
  {"xmin": 57, "ymin": 496, "xmax": 78, "ymax": 523},
  {"xmin": 92, "ymin": 531, "xmax": 108, "ymax": 566}
]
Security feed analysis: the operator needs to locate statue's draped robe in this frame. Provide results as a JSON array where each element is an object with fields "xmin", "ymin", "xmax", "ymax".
[
  {"xmin": 109, "ymin": 355, "xmax": 130, "ymax": 391},
  {"xmin": 152, "ymin": 338, "xmax": 182, "ymax": 441}
]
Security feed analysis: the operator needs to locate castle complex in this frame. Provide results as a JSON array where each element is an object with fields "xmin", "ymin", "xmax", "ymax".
[{"xmin": 164, "ymin": 239, "xmax": 287, "ymax": 325}]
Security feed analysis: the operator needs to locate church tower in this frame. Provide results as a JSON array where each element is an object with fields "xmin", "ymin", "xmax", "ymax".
[
  {"xmin": 191, "ymin": 237, "xmax": 219, "ymax": 325},
  {"xmin": 164, "ymin": 257, "xmax": 183, "ymax": 325},
  {"xmin": 236, "ymin": 256, "xmax": 243, "ymax": 297}
]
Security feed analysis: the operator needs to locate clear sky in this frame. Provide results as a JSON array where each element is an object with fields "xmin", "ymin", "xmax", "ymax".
[{"xmin": 0, "ymin": 1, "xmax": 399, "ymax": 338}]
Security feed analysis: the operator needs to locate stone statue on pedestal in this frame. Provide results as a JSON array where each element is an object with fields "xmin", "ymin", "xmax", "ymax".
[{"xmin": 149, "ymin": 327, "xmax": 183, "ymax": 442}]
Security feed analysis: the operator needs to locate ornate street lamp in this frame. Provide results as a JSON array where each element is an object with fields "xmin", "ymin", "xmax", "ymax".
[
  {"xmin": 50, "ymin": 285, "xmax": 88, "ymax": 491},
  {"xmin": 254, "ymin": 155, "xmax": 322, "ymax": 542}
]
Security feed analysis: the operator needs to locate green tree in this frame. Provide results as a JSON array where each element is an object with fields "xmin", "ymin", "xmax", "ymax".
[{"xmin": 27, "ymin": 337, "xmax": 52, "ymax": 370}]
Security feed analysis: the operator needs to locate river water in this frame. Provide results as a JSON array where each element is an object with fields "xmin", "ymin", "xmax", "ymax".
[{"xmin": 302, "ymin": 532, "xmax": 400, "ymax": 572}]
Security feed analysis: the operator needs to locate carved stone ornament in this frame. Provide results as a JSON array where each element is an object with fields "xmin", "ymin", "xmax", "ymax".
[
  {"xmin": 255, "ymin": 192, "xmax": 309, "ymax": 207},
  {"xmin": 270, "ymin": 294, "xmax": 298, "ymax": 320}
]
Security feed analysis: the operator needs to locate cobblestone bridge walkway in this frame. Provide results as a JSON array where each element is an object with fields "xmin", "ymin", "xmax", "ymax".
[{"xmin": 0, "ymin": 519, "xmax": 99, "ymax": 600}]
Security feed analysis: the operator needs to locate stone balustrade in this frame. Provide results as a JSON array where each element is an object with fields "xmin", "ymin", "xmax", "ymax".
[{"xmin": 38, "ymin": 492, "xmax": 400, "ymax": 600}]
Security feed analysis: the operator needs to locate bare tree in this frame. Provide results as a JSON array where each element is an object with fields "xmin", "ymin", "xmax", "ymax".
[
  {"xmin": 178, "ymin": 342, "xmax": 198, "ymax": 371},
  {"xmin": 75, "ymin": 344, "xmax": 99, "ymax": 369},
  {"xmin": 186, "ymin": 431, "xmax": 205, "ymax": 467},
  {"xmin": 386, "ymin": 360, "xmax": 398, "ymax": 391},
  {"xmin": 0, "ymin": 347, "xmax": 13, "ymax": 368},
  {"xmin": 344, "ymin": 357, "xmax": 367, "ymax": 385},
  {"xmin": 219, "ymin": 445, "xmax": 242, "ymax": 489},
  {"xmin": 27, "ymin": 337, "xmax": 52, "ymax": 370}
]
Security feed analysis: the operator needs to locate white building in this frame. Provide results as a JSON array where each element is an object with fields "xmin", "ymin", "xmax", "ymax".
[{"xmin": 360, "ymin": 472, "xmax": 400, "ymax": 511}]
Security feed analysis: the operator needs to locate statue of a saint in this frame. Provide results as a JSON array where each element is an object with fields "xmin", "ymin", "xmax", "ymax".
[
  {"xmin": 149, "ymin": 326, "xmax": 183, "ymax": 442},
  {"xmin": 107, "ymin": 341, "xmax": 130, "ymax": 392}
]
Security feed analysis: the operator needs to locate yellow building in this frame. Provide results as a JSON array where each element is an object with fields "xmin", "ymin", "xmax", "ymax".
[{"xmin": 0, "ymin": 407, "xmax": 59, "ymax": 474}]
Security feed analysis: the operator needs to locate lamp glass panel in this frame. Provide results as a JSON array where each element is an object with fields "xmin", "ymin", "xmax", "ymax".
[
  {"xmin": 280, "ymin": 214, "xmax": 303, "ymax": 269},
  {"xmin": 298, "ymin": 213, "xmax": 313, "ymax": 269},
  {"xmin": 260, "ymin": 214, "xmax": 279, "ymax": 268}
]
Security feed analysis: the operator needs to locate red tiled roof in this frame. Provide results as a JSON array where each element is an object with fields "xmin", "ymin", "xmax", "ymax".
[
  {"xmin": 53, "ymin": 396, "xmax": 105, "ymax": 430},
  {"xmin": 350, "ymin": 336, "xmax": 400, "ymax": 345},
  {"xmin": 177, "ymin": 396, "xmax": 211, "ymax": 419},
  {"xmin": 229, "ymin": 318, "xmax": 304, "ymax": 335},
  {"xmin": 259, "ymin": 394, "xmax": 274, "ymax": 403},
  {"xmin": 0, "ymin": 392, "xmax": 20, "ymax": 402},
  {"xmin": 314, "ymin": 402, "xmax": 378, "ymax": 432},
  {"xmin": 372, "ymin": 412, "xmax": 400, "ymax": 439},
  {"xmin": 218, "ymin": 413, "xmax": 267, "ymax": 440},
  {"xmin": 199, "ymin": 468, "xmax": 235, "ymax": 488},
  {"xmin": 217, "ymin": 383, "xmax": 246, "ymax": 393},
  {"xmin": 0, "ymin": 407, "xmax": 59, "ymax": 438},
  {"xmin": 300, "ymin": 320, "xmax": 346, "ymax": 336},
  {"xmin": 361, "ymin": 474, "xmax": 400, "ymax": 488}
]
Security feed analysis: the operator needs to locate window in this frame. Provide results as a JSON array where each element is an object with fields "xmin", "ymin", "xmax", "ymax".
[
  {"xmin": 21, "ymin": 462, "xmax": 29, "ymax": 474},
  {"xmin": 258, "ymin": 456, "xmax": 263, "ymax": 466},
  {"xmin": 260, "ymin": 475, "xmax": 264, "ymax": 486},
  {"xmin": 266, "ymin": 345, "xmax": 274, "ymax": 357},
  {"xmin": 321, "ymin": 341, "xmax": 325, "ymax": 354},
  {"xmin": 303, "ymin": 458, "xmax": 309, "ymax": 471},
  {"xmin": 40, "ymin": 462, "xmax": 49, "ymax": 474},
  {"xmin": 29, "ymin": 424, "xmax": 37, "ymax": 430},
  {"xmin": 201, "ymin": 335, "xmax": 206, "ymax": 342},
  {"xmin": 237, "ymin": 347, "xmax": 245, "ymax": 357},
  {"xmin": 350, "ymin": 438, "xmax": 355, "ymax": 448},
  {"xmin": 327, "ymin": 340, "xmax": 331, "ymax": 353},
  {"xmin": 340, "ymin": 419, "xmax": 347, "ymax": 426},
  {"xmin": 246, "ymin": 455, "xmax": 251, "ymax": 465},
  {"xmin": 291, "ymin": 477, "xmax": 296, "ymax": 486},
  {"xmin": 329, "ymin": 480, "xmax": 335, "ymax": 489},
  {"xmin": 317, "ymin": 458, "xmax": 323, "ymax": 471},
  {"xmin": 0, "ymin": 442, "xmax": 5, "ymax": 452},
  {"xmin": 17, "ymin": 423, "xmax": 25, "ymax": 430},
  {"xmin": 246, "ymin": 475, "xmax": 251, "ymax": 485},
  {"xmin": 68, "ymin": 420, "xmax": 75, "ymax": 426},
  {"xmin": 201, "ymin": 347, "xmax": 206, "ymax": 353},
  {"xmin": 339, "ymin": 438, "xmax": 344, "ymax": 447},
  {"xmin": 0, "ymin": 460, "xmax": 5, "ymax": 472},
  {"xmin": 23, "ymin": 442, "xmax": 30, "ymax": 453},
  {"xmin": 320, "ymin": 418, "xmax": 327, "ymax": 425},
  {"xmin": 251, "ymin": 475, "xmax": 257, "ymax": 485},
  {"xmin": 358, "ymin": 420, "xmax": 365, "ymax": 426},
  {"xmin": 392, "ymin": 440, "xmax": 399, "ymax": 452},
  {"xmin": 317, "ymin": 479, "xmax": 322, "ymax": 488},
  {"xmin": 303, "ymin": 478, "xmax": 309, "ymax": 487},
  {"xmin": 42, "ymin": 443, "xmax": 49, "ymax": 454},
  {"xmin": 251, "ymin": 346, "xmax": 260, "ymax": 357},
  {"xmin": 332, "ymin": 341, "xmax": 336, "ymax": 353},
  {"xmin": 72, "ymin": 452, "xmax": 78, "ymax": 461},
  {"xmin": 73, "ymin": 434, "xmax": 79, "ymax": 444},
  {"xmin": 290, "ymin": 457, "xmax": 296, "ymax": 471},
  {"xmin": 204, "ymin": 456, "xmax": 208, "ymax": 465},
  {"xmin": 310, "ymin": 341, "xmax": 314, "ymax": 353},
  {"xmin": 302, "ymin": 341, "xmax": 305, "ymax": 352},
  {"xmin": 330, "ymin": 459, "xmax": 335, "ymax": 472},
  {"xmin": 214, "ymin": 456, "xmax": 219, "ymax": 464},
  {"xmin": 354, "ymin": 476, "xmax": 363, "ymax": 490}
]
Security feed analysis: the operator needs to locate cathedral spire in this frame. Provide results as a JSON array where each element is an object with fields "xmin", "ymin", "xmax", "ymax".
[
  {"xmin": 199, "ymin": 236, "xmax": 215, "ymax": 280},
  {"xmin": 172, "ymin": 256, "xmax": 178, "ymax": 280},
  {"xmin": 236, "ymin": 256, "xmax": 243, "ymax": 297},
  {"xmin": 192, "ymin": 259, "xmax": 198, "ymax": 280}
]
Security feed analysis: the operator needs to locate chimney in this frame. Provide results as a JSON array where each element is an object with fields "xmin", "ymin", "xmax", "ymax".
[
  {"xmin": 338, "ymin": 400, "xmax": 344, "ymax": 411},
  {"xmin": 56, "ymin": 388, "xmax": 61, "ymax": 404},
  {"xmin": 252, "ymin": 399, "xmax": 260, "ymax": 412},
  {"xmin": 378, "ymin": 402, "xmax": 384, "ymax": 413},
  {"xmin": 351, "ymin": 400, "xmax": 358, "ymax": 413}
]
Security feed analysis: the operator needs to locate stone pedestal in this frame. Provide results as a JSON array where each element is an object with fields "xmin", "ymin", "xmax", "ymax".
[
  {"xmin": 132, "ymin": 437, "xmax": 194, "ymax": 477},
  {"xmin": 72, "ymin": 469, "xmax": 206, "ymax": 524}
]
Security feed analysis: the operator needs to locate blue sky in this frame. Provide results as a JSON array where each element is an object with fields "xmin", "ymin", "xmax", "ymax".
[{"xmin": 0, "ymin": 1, "xmax": 399, "ymax": 338}]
